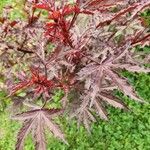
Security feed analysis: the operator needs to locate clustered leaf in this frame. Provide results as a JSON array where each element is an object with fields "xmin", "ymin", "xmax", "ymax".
[
  {"xmin": 13, "ymin": 109, "xmax": 67, "ymax": 150},
  {"xmin": 0, "ymin": 0, "xmax": 150, "ymax": 149}
]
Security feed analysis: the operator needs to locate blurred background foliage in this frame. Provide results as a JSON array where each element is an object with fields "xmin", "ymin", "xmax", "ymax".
[
  {"xmin": 0, "ymin": 0, "xmax": 25, "ymax": 19},
  {"xmin": 0, "ymin": 1, "xmax": 150, "ymax": 150}
]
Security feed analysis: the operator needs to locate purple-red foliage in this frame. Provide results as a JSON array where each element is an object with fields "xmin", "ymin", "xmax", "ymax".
[{"xmin": 0, "ymin": 0, "xmax": 150, "ymax": 149}]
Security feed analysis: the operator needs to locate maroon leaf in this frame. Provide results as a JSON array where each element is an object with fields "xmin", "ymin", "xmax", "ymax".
[{"xmin": 13, "ymin": 109, "xmax": 67, "ymax": 150}]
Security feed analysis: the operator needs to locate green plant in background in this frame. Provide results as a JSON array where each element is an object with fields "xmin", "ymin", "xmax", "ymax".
[
  {"xmin": 141, "ymin": 9, "xmax": 150, "ymax": 28},
  {"xmin": 0, "ymin": 0, "xmax": 25, "ymax": 20},
  {"xmin": 0, "ymin": 91, "xmax": 11, "ymax": 112}
]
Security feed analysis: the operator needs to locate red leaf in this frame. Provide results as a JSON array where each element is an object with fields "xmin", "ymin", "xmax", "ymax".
[
  {"xmin": 33, "ymin": 3, "xmax": 50, "ymax": 11},
  {"xmin": 10, "ymin": 68, "xmax": 55, "ymax": 97},
  {"xmin": 63, "ymin": 4, "xmax": 80, "ymax": 16},
  {"xmin": 49, "ymin": 10, "xmax": 61, "ymax": 20},
  {"xmin": 9, "ymin": 21, "xmax": 18, "ymax": 27}
]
